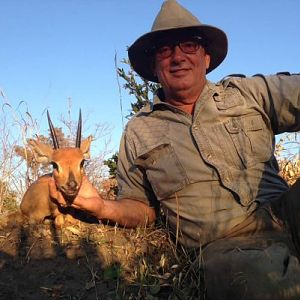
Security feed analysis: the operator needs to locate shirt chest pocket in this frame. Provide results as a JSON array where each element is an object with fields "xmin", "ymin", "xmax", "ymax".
[
  {"xmin": 224, "ymin": 115, "xmax": 273, "ymax": 167},
  {"xmin": 134, "ymin": 144, "xmax": 189, "ymax": 200}
]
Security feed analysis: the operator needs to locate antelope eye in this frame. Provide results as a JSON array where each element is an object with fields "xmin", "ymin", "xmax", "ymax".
[
  {"xmin": 80, "ymin": 160, "xmax": 85, "ymax": 169},
  {"xmin": 51, "ymin": 162, "xmax": 59, "ymax": 170}
]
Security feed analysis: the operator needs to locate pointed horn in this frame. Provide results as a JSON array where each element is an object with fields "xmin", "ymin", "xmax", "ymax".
[
  {"xmin": 47, "ymin": 110, "xmax": 59, "ymax": 149},
  {"xmin": 75, "ymin": 109, "xmax": 82, "ymax": 148}
]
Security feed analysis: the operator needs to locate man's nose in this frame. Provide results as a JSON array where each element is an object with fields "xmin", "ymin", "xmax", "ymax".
[{"xmin": 171, "ymin": 45, "xmax": 185, "ymax": 61}]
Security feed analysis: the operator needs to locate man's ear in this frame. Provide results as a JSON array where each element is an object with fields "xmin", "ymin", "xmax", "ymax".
[{"xmin": 205, "ymin": 54, "xmax": 211, "ymax": 70}]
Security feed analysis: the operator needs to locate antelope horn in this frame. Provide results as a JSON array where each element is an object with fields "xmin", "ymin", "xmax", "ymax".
[
  {"xmin": 75, "ymin": 109, "xmax": 82, "ymax": 148},
  {"xmin": 47, "ymin": 110, "xmax": 59, "ymax": 149}
]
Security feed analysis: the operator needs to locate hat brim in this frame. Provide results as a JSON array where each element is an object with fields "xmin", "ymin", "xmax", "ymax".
[{"xmin": 128, "ymin": 25, "xmax": 228, "ymax": 82}]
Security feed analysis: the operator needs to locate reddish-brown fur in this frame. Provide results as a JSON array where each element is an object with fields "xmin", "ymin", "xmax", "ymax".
[{"xmin": 20, "ymin": 137, "xmax": 92, "ymax": 227}]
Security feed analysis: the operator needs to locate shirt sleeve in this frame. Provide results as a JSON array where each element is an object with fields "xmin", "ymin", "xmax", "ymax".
[
  {"xmin": 116, "ymin": 131, "xmax": 157, "ymax": 207},
  {"xmin": 228, "ymin": 73, "xmax": 300, "ymax": 134}
]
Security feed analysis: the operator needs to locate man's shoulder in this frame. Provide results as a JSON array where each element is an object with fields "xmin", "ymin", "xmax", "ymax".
[
  {"xmin": 128, "ymin": 103, "xmax": 153, "ymax": 122},
  {"xmin": 217, "ymin": 74, "xmax": 247, "ymax": 88},
  {"xmin": 124, "ymin": 103, "xmax": 155, "ymax": 132},
  {"xmin": 217, "ymin": 72, "xmax": 298, "ymax": 88},
  {"xmin": 215, "ymin": 73, "xmax": 268, "ymax": 95}
]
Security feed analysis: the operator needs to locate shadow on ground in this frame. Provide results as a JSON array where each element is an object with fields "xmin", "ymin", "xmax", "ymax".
[{"xmin": 0, "ymin": 220, "xmax": 179, "ymax": 300}]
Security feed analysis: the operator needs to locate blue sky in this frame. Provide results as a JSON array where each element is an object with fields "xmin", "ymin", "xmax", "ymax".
[{"xmin": 1, "ymin": 0, "xmax": 299, "ymax": 154}]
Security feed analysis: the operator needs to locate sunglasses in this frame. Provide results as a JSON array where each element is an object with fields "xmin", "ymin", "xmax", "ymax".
[{"xmin": 148, "ymin": 36, "xmax": 205, "ymax": 59}]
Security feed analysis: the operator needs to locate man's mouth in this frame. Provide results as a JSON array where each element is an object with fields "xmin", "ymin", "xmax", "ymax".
[{"xmin": 170, "ymin": 68, "xmax": 189, "ymax": 76}]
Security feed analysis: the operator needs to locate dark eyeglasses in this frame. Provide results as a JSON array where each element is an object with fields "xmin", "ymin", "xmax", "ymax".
[{"xmin": 150, "ymin": 36, "xmax": 204, "ymax": 59}]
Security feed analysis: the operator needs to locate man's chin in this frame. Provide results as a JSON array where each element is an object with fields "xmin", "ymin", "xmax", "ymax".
[{"xmin": 170, "ymin": 82, "xmax": 193, "ymax": 93}]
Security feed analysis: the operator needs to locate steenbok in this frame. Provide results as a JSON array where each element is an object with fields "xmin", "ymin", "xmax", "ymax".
[{"xmin": 20, "ymin": 110, "xmax": 93, "ymax": 227}]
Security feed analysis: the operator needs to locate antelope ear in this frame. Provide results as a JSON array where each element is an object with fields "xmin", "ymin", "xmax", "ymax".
[
  {"xmin": 80, "ymin": 135, "xmax": 93, "ymax": 160},
  {"xmin": 28, "ymin": 139, "xmax": 53, "ymax": 164}
]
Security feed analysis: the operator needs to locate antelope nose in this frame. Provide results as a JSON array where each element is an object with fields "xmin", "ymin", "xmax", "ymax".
[{"xmin": 67, "ymin": 180, "xmax": 78, "ymax": 190}]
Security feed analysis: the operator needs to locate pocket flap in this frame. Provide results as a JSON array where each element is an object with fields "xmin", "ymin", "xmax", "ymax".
[
  {"xmin": 134, "ymin": 144, "xmax": 188, "ymax": 200},
  {"xmin": 225, "ymin": 119, "xmax": 240, "ymax": 134}
]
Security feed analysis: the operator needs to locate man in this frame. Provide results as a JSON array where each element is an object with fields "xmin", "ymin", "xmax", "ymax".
[{"xmin": 50, "ymin": 0, "xmax": 300, "ymax": 299}]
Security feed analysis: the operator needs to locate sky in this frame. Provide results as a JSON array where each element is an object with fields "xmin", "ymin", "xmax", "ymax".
[{"xmin": 1, "ymin": 0, "xmax": 299, "ymax": 155}]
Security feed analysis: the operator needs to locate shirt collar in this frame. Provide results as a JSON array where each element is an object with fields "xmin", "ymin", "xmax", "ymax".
[{"xmin": 152, "ymin": 81, "xmax": 218, "ymax": 111}]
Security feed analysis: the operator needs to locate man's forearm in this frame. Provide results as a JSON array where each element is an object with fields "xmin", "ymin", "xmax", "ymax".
[{"xmin": 97, "ymin": 198, "xmax": 156, "ymax": 228}]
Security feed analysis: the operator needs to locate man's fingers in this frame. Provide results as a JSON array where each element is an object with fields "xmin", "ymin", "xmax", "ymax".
[
  {"xmin": 48, "ymin": 178, "xmax": 58, "ymax": 198},
  {"xmin": 78, "ymin": 176, "xmax": 100, "ymax": 198},
  {"xmin": 49, "ymin": 176, "xmax": 100, "ymax": 213},
  {"xmin": 48, "ymin": 178, "xmax": 67, "ymax": 206},
  {"xmin": 69, "ymin": 203, "xmax": 81, "ymax": 210}
]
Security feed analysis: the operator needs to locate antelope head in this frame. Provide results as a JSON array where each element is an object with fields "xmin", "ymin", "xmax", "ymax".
[{"xmin": 28, "ymin": 110, "xmax": 92, "ymax": 202}]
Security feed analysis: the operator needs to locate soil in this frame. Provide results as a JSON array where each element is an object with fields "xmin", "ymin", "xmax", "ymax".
[{"xmin": 0, "ymin": 218, "xmax": 180, "ymax": 300}]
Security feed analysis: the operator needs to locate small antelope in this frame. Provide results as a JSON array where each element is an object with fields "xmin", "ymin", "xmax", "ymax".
[{"xmin": 20, "ymin": 110, "xmax": 93, "ymax": 227}]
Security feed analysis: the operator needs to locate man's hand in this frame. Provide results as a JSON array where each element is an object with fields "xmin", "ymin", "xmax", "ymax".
[
  {"xmin": 49, "ymin": 175, "xmax": 156, "ymax": 227},
  {"xmin": 49, "ymin": 175, "xmax": 104, "ymax": 218}
]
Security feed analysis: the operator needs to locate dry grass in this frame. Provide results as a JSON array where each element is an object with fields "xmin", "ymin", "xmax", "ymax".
[
  {"xmin": 0, "ymin": 217, "xmax": 205, "ymax": 299},
  {"xmin": 275, "ymin": 132, "xmax": 300, "ymax": 185}
]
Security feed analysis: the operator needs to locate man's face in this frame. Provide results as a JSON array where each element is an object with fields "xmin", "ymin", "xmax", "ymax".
[{"xmin": 153, "ymin": 34, "xmax": 210, "ymax": 102}]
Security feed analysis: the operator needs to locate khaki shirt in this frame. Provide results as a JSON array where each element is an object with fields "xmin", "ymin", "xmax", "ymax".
[{"xmin": 117, "ymin": 73, "xmax": 300, "ymax": 247}]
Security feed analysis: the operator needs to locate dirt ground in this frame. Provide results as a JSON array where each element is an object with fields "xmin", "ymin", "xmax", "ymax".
[{"xmin": 0, "ymin": 217, "xmax": 192, "ymax": 300}]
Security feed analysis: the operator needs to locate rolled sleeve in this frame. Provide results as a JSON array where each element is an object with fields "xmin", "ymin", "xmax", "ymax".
[
  {"xmin": 227, "ymin": 73, "xmax": 300, "ymax": 134},
  {"xmin": 116, "ymin": 132, "xmax": 156, "ymax": 207}
]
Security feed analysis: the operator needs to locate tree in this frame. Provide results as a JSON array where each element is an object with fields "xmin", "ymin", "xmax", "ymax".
[
  {"xmin": 104, "ymin": 152, "xmax": 118, "ymax": 177},
  {"xmin": 105, "ymin": 59, "xmax": 160, "ymax": 178},
  {"xmin": 117, "ymin": 59, "xmax": 160, "ymax": 118}
]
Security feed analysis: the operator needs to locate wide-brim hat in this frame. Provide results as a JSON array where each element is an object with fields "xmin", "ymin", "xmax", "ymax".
[{"xmin": 128, "ymin": 0, "xmax": 228, "ymax": 83}]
